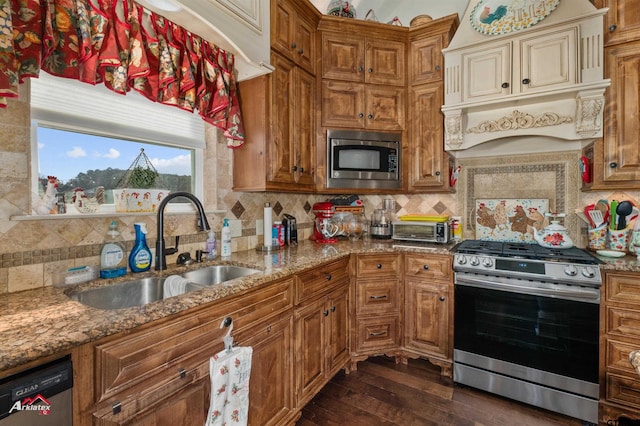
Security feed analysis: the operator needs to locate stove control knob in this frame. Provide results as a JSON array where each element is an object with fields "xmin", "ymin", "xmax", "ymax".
[
  {"xmin": 456, "ymin": 255, "xmax": 467, "ymax": 265},
  {"xmin": 581, "ymin": 267, "xmax": 596, "ymax": 278},
  {"xmin": 482, "ymin": 258, "xmax": 494, "ymax": 268},
  {"xmin": 564, "ymin": 265, "xmax": 578, "ymax": 276},
  {"xmin": 470, "ymin": 256, "xmax": 480, "ymax": 266}
]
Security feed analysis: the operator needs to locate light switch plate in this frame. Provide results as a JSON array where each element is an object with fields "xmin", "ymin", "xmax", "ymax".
[
  {"xmin": 229, "ymin": 219, "xmax": 242, "ymax": 238},
  {"xmin": 256, "ymin": 219, "xmax": 263, "ymax": 235}
]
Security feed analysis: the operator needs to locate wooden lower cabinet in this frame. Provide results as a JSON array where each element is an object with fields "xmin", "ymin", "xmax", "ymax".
[
  {"xmin": 294, "ymin": 271, "xmax": 350, "ymax": 408},
  {"xmin": 600, "ymin": 271, "xmax": 640, "ymax": 424}
]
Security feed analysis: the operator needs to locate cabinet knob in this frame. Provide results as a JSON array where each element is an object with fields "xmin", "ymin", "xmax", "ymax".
[
  {"xmin": 367, "ymin": 114, "xmax": 374, "ymax": 119},
  {"xmin": 501, "ymin": 82, "xmax": 509, "ymax": 89},
  {"xmin": 331, "ymin": 306, "xmax": 336, "ymax": 312},
  {"xmin": 368, "ymin": 68, "xmax": 374, "ymax": 73},
  {"xmin": 435, "ymin": 171, "xmax": 440, "ymax": 176},
  {"xmin": 291, "ymin": 42, "xmax": 297, "ymax": 49},
  {"xmin": 179, "ymin": 368, "xmax": 187, "ymax": 379},
  {"xmin": 358, "ymin": 113, "xmax": 364, "ymax": 118},
  {"xmin": 266, "ymin": 324, "xmax": 272, "ymax": 332},
  {"xmin": 325, "ymin": 273, "xmax": 332, "ymax": 281},
  {"xmin": 435, "ymin": 65, "xmax": 441, "ymax": 71},
  {"xmin": 522, "ymin": 78, "xmax": 531, "ymax": 85},
  {"xmin": 610, "ymin": 162, "xmax": 618, "ymax": 168},
  {"xmin": 609, "ymin": 24, "xmax": 617, "ymax": 32},
  {"xmin": 376, "ymin": 263, "xmax": 382, "ymax": 269},
  {"xmin": 298, "ymin": 48, "xmax": 304, "ymax": 55},
  {"xmin": 323, "ymin": 309, "xmax": 329, "ymax": 317},
  {"xmin": 358, "ymin": 66, "xmax": 364, "ymax": 72},
  {"xmin": 423, "ymin": 265, "xmax": 429, "ymax": 270},
  {"xmin": 439, "ymin": 296, "xmax": 446, "ymax": 302},
  {"xmin": 292, "ymin": 165, "xmax": 298, "ymax": 172},
  {"xmin": 300, "ymin": 167, "xmax": 304, "ymax": 173}
]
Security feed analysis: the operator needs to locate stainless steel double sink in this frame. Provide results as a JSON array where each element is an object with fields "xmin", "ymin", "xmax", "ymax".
[{"xmin": 67, "ymin": 265, "xmax": 261, "ymax": 310}]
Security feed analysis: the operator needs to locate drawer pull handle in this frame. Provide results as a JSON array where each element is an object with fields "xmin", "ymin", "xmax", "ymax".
[
  {"xmin": 324, "ymin": 310, "xmax": 329, "ymax": 316},
  {"xmin": 369, "ymin": 331, "xmax": 387, "ymax": 337},
  {"xmin": 370, "ymin": 295, "xmax": 388, "ymax": 300},
  {"xmin": 331, "ymin": 306, "xmax": 336, "ymax": 312},
  {"xmin": 325, "ymin": 273, "xmax": 332, "ymax": 281},
  {"xmin": 609, "ymin": 24, "xmax": 617, "ymax": 32},
  {"xmin": 376, "ymin": 264, "xmax": 382, "ymax": 269},
  {"xmin": 522, "ymin": 78, "xmax": 530, "ymax": 85},
  {"xmin": 112, "ymin": 401, "xmax": 122, "ymax": 415},
  {"xmin": 501, "ymin": 82, "xmax": 509, "ymax": 89},
  {"xmin": 423, "ymin": 265, "xmax": 429, "ymax": 270},
  {"xmin": 179, "ymin": 368, "xmax": 187, "ymax": 379},
  {"xmin": 267, "ymin": 324, "xmax": 272, "ymax": 332}
]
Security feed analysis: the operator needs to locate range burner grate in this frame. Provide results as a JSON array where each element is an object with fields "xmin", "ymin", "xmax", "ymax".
[{"xmin": 453, "ymin": 240, "xmax": 600, "ymax": 264}]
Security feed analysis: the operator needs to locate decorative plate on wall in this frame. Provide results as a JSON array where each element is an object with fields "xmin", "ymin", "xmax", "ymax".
[
  {"xmin": 470, "ymin": 0, "xmax": 560, "ymax": 36},
  {"xmin": 475, "ymin": 198, "xmax": 549, "ymax": 243}
]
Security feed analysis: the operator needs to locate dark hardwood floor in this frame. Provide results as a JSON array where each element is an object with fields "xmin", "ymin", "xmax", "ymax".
[{"xmin": 297, "ymin": 357, "xmax": 585, "ymax": 426}]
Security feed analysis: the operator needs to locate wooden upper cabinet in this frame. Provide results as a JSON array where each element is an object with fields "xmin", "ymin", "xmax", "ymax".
[
  {"xmin": 271, "ymin": 0, "xmax": 317, "ymax": 74},
  {"xmin": 321, "ymin": 32, "xmax": 405, "ymax": 86},
  {"xmin": 596, "ymin": 0, "xmax": 640, "ymax": 46},
  {"xmin": 410, "ymin": 34, "xmax": 444, "ymax": 85},
  {"xmin": 600, "ymin": 41, "xmax": 640, "ymax": 185}
]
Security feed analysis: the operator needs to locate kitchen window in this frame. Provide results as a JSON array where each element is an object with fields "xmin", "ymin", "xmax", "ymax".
[{"xmin": 30, "ymin": 72, "xmax": 206, "ymax": 214}]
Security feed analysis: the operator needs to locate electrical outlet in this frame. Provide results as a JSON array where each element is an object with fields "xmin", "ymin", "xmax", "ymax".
[
  {"xmin": 256, "ymin": 219, "xmax": 263, "ymax": 235},
  {"xmin": 229, "ymin": 219, "xmax": 242, "ymax": 238}
]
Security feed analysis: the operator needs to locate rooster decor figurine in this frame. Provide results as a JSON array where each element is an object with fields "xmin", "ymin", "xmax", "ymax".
[
  {"xmin": 73, "ymin": 187, "xmax": 103, "ymax": 213},
  {"xmin": 33, "ymin": 176, "xmax": 59, "ymax": 215}
]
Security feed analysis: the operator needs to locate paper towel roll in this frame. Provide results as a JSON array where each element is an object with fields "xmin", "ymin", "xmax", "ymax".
[{"xmin": 263, "ymin": 203, "xmax": 272, "ymax": 247}]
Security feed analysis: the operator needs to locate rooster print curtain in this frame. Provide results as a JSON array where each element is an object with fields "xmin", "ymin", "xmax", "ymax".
[{"xmin": 0, "ymin": 0, "xmax": 244, "ymax": 147}]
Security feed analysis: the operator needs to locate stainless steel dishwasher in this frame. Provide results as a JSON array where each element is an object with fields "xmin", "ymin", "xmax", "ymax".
[{"xmin": 0, "ymin": 356, "xmax": 73, "ymax": 425}]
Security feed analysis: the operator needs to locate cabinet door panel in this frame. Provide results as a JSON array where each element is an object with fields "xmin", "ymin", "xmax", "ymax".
[
  {"xmin": 271, "ymin": 0, "xmax": 294, "ymax": 58},
  {"xmin": 603, "ymin": 42, "xmax": 640, "ymax": 182},
  {"xmin": 606, "ymin": 372, "xmax": 640, "ymax": 410},
  {"xmin": 366, "ymin": 39, "xmax": 406, "ymax": 86},
  {"xmin": 601, "ymin": 0, "xmax": 640, "ymax": 46},
  {"xmin": 321, "ymin": 80, "xmax": 365, "ymax": 128},
  {"xmin": 366, "ymin": 86, "xmax": 405, "ymax": 130},
  {"xmin": 520, "ymin": 28, "xmax": 576, "ymax": 92},
  {"xmin": 463, "ymin": 43, "xmax": 511, "ymax": 102},
  {"xmin": 328, "ymin": 284, "xmax": 350, "ymax": 374},
  {"xmin": 404, "ymin": 254, "xmax": 451, "ymax": 280},
  {"xmin": 408, "ymin": 84, "xmax": 446, "ymax": 189},
  {"xmin": 356, "ymin": 253, "xmax": 401, "ymax": 278},
  {"xmin": 322, "ymin": 33, "xmax": 364, "ymax": 81},
  {"xmin": 270, "ymin": 54, "xmax": 296, "ymax": 184},
  {"xmin": 410, "ymin": 35, "xmax": 444, "ymax": 85},
  {"xmin": 355, "ymin": 315, "xmax": 401, "ymax": 351},
  {"xmin": 356, "ymin": 278, "xmax": 401, "ymax": 315},
  {"xmin": 294, "ymin": 298, "xmax": 325, "ymax": 405},
  {"xmin": 293, "ymin": 68, "xmax": 316, "ymax": 186},
  {"xmin": 404, "ymin": 279, "xmax": 450, "ymax": 358},
  {"xmin": 295, "ymin": 15, "xmax": 316, "ymax": 74}
]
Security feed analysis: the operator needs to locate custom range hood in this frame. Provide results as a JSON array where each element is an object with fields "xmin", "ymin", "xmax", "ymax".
[
  {"xmin": 441, "ymin": 0, "xmax": 610, "ymax": 157},
  {"xmin": 138, "ymin": 0, "xmax": 274, "ymax": 81}
]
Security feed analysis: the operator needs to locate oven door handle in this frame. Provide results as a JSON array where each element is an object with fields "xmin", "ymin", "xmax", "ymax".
[{"xmin": 455, "ymin": 275, "xmax": 600, "ymax": 302}]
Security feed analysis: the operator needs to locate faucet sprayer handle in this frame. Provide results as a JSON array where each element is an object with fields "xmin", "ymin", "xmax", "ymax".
[{"xmin": 163, "ymin": 236, "xmax": 180, "ymax": 256}]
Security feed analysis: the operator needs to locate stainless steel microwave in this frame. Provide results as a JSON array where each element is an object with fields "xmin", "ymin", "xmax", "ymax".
[{"xmin": 326, "ymin": 129, "xmax": 402, "ymax": 190}]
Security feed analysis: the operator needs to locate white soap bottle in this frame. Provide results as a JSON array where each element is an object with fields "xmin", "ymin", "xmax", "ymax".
[
  {"xmin": 206, "ymin": 230, "xmax": 217, "ymax": 260},
  {"xmin": 221, "ymin": 218, "xmax": 232, "ymax": 258}
]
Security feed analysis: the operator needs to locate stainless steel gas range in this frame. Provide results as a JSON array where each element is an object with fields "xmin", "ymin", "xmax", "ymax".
[{"xmin": 452, "ymin": 240, "xmax": 602, "ymax": 424}]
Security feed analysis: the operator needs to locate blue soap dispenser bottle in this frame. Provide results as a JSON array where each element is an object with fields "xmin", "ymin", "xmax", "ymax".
[{"xmin": 129, "ymin": 223, "xmax": 152, "ymax": 272}]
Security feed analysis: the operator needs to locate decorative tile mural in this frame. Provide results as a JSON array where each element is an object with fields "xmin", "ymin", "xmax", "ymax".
[{"xmin": 475, "ymin": 198, "xmax": 549, "ymax": 242}]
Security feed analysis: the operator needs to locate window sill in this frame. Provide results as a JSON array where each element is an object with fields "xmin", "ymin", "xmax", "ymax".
[{"xmin": 11, "ymin": 205, "xmax": 226, "ymax": 221}]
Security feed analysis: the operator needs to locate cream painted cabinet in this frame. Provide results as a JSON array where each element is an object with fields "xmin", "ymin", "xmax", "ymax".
[{"xmin": 459, "ymin": 27, "xmax": 577, "ymax": 103}]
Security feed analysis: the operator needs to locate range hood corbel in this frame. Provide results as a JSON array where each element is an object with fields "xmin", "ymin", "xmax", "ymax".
[{"xmin": 441, "ymin": 0, "xmax": 610, "ymax": 156}]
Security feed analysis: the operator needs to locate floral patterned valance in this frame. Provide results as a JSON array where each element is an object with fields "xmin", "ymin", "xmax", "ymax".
[{"xmin": 0, "ymin": 0, "xmax": 244, "ymax": 147}]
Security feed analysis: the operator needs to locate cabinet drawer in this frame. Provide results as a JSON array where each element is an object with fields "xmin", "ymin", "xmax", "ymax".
[
  {"xmin": 356, "ymin": 278, "xmax": 401, "ymax": 315},
  {"xmin": 355, "ymin": 315, "xmax": 401, "ymax": 351},
  {"xmin": 356, "ymin": 254, "xmax": 401, "ymax": 278},
  {"xmin": 295, "ymin": 258, "xmax": 349, "ymax": 304},
  {"xmin": 404, "ymin": 254, "xmax": 452, "ymax": 280},
  {"xmin": 606, "ymin": 338, "xmax": 640, "ymax": 375},
  {"xmin": 95, "ymin": 278, "xmax": 293, "ymax": 402},
  {"xmin": 606, "ymin": 306, "xmax": 640, "ymax": 339},
  {"xmin": 606, "ymin": 372, "xmax": 640, "ymax": 410},
  {"xmin": 607, "ymin": 273, "xmax": 640, "ymax": 306}
]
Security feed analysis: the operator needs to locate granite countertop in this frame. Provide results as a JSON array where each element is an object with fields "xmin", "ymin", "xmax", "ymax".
[
  {"xmin": 0, "ymin": 239, "xmax": 452, "ymax": 372},
  {"xmin": 2, "ymin": 239, "xmax": 639, "ymax": 374}
]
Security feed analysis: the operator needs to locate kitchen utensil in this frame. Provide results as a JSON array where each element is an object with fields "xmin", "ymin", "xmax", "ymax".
[
  {"xmin": 610, "ymin": 200, "xmax": 619, "ymax": 230},
  {"xmin": 595, "ymin": 199, "xmax": 610, "ymax": 225},
  {"xmin": 616, "ymin": 201, "xmax": 633, "ymax": 229},
  {"xmin": 583, "ymin": 204, "xmax": 595, "ymax": 228},
  {"xmin": 596, "ymin": 250, "xmax": 626, "ymax": 258},
  {"xmin": 588, "ymin": 209, "xmax": 605, "ymax": 228}
]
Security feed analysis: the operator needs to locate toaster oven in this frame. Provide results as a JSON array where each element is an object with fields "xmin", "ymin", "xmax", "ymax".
[{"xmin": 391, "ymin": 221, "xmax": 450, "ymax": 244}]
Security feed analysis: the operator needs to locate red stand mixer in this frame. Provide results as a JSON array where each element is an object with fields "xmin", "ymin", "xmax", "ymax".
[{"xmin": 312, "ymin": 202, "xmax": 339, "ymax": 243}]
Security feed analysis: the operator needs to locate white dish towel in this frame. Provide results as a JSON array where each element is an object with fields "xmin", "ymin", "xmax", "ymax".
[
  {"xmin": 205, "ymin": 346, "xmax": 253, "ymax": 426},
  {"xmin": 163, "ymin": 275, "xmax": 189, "ymax": 299}
]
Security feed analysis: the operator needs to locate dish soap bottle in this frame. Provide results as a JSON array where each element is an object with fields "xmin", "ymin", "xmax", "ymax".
[
  {"xmin": 100, "ymin": 221, "xmax": 127, "ymax": 278},
  {"xmin": 221, "ymin": 219, "xmax": 232, "ymax": 258},
  {"xmin": 206, "ymin": 230, "xmax": 217, "ymax": 260},
  {"xmin": 129, "ymin": 223, "xmax": 152, "ymax": 272}
]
